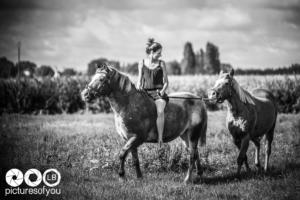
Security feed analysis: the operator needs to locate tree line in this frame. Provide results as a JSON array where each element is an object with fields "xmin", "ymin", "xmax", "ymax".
[
  {"xmin": 0, "ymin": 57, "xmax": 78, "ymax": 78},
  {"xmin": 1, "ymin": 41, "xmax": 300, "ymax": 78}
]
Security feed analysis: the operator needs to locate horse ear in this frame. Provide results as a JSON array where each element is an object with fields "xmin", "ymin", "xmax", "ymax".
[
  {"xmin": 95, "ymin": 63, "xmax": 108, "ymax": 70},
  {"xmin": 229, "ymin": 68, "xmax": 234, "ymax": 77},
  {"xmin": 95, "ymin": 63, "xmax": 101, "ymax": 69}
]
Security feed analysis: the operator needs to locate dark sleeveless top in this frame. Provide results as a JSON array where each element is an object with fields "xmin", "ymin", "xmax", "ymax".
[{"xmin": 141, "ymin": 60, "xmax": 164, "ymax": 90}]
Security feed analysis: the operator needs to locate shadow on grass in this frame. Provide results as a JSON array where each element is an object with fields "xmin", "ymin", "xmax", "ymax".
[{"xmin": 194, "ymin": 162, "xmax": 300, "ymax": 185}]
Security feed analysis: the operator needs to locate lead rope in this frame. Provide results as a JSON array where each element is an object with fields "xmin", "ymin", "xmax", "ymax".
[{"xmin": 168, "ymin": 96, "xmax": 210, "ymax": 101}]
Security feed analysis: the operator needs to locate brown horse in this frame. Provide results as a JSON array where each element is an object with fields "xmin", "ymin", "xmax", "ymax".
[
  {"xmin": 81, "ymin": 64, "xmax": 207, "ymax": 183},
  {"xmin": 207, "ymin": 69, "xmax": 277, "ymax": 175}
]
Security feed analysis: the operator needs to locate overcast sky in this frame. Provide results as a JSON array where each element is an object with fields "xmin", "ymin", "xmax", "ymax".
[{"xmin": 0, "ymin": 0, "xmax": 299, "ymax": 71}]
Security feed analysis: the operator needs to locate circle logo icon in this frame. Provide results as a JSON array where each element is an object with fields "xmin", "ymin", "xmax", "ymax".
[
  {"xmin": 43, "ymin": 169, "xmax": 61, "ymax": 187},
  {"xmin": 24, "ymin": 169, "xmax": 42, "ymax": 187},
  {"xmin": 6, "ymin": 168, "xmax": 24, "ymax": 187}
]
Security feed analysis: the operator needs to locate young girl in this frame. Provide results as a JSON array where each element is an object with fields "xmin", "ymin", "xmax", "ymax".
[{"xmin": 137, "ymin": 38, "xmax": 169, "ymax": 147}]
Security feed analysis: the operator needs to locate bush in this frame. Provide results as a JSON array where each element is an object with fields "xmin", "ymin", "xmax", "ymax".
[{"xmin": 265, "ymin": 76, "xmax": 300, "ymax": 113}]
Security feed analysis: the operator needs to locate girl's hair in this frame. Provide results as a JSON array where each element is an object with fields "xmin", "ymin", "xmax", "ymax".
[{"xmin": 145, "ymin": 38, "xmax": 162, "ymax": 54}]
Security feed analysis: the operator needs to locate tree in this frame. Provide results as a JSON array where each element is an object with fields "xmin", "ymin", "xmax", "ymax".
[
  {"xmin": 108, "ymin": 61, "xmax": 120, "ymax": 70},
  {"xmin": 61, "ymin": 68, "xmax": 77, "ymax": 76},
  {"xmin": 220, "ymin": 63, "xmax": 233, "ymax": 73},
  {"xmin": 17, "ymin": 61, "xmax": 37, "ymax": 77},
  {"xmin": 87, "ymin": 58, "xmax": 120, "ymax": 76},
  {"xmin": 181, "ymin": 42, "xmax": 196, "ymax": 74},
  {"xmin": 166, "ymin": 60, "xmax": 181, "ymax": 75},
  {"xmin": 35, "ymin": 65, "xmax": 55, "ymax": 77},
  {"xmin": 125, "ymin": 62, "xmax": 139, "ymax": 75},
  {"xmin": 0, "ymin": 57, "xmax": 16, "ymax": 78},
  {"xmin": 87, "ymin": 58, "xmax": 108, "ymax": 76},
  {"xmin": 195, "ymin": 48, "xmax": 205, "ymax": 74},
  {"xmin": 204, "ymin": 42, "xmax": 220, "ymax": 74}
]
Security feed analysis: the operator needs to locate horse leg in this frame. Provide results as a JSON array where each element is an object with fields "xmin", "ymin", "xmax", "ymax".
[
  {"xmin": 118, "ymin": 136, "xmax": 140, "ymax": 180},
  {"xmin": 243, "ymin": 155, "xmax": 250, "ymax": 172},
  {"xmin": 236, "ymin": 135, "xmax": 250, "ymax": 175},
  {"xmin": 233, "ymin": 138, "xmax": 250, "ymax": 172},
  {"xmin": 184, "ymin": 140, "xmax": 198, "ymax": 184},
  {"xmin": 181, "ymin": 131, "xmax": 203, "ymax": 177},
  {"xmin": 264, "ymin": 125, "xmax": 275, "ymax": 172},
  {"xmin": 252, "ymin": 138, "xmax": 262, "ymax": 170},
  {"xmin": 195, "ymin": 150, "xmax": 203, "ymax": 176},
  {"xmin": 131, "ymin": 147, "xmax": 142, "ymax": 178},
  {"xmin": 180, "ymin": 132, "xmax": 189, "ymax": 152}
]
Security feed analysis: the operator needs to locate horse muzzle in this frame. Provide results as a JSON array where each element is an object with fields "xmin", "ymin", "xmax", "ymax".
[
  {"xmin": 81, "ymin": 88, "xmax": 94, "ymax": 102},
  {"xmin": 207, "ymin": 89, "xmax": 218, "ymax": 103},
  {"xmin": 207, "ymin": 89, "xmax": 225, "ymax": 104}
]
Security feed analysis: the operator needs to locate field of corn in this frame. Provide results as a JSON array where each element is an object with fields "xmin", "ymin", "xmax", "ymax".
[{"xmin": 0, "ymin": 74, "xmax": 300, "ymax": 114}]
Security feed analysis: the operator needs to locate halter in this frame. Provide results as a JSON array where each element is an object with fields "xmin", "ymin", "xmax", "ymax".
[
  {"xmin": 209, "ymin": 76, "xmax": 234, "ymax": 103},
  {"xmin": 85, "ymin": 69, "xmax": 115, "ymax": 97},
  {"xmin": 228, "ymin": 77, "xmax": 234, "ymax": 98}
]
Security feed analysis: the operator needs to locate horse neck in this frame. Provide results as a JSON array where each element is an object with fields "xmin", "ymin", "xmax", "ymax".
[
  {"xmin": 107, "ymin": 74, "xmax": 138, "ymax": 113},
  {"xmin": 226, "ymin": 91, "xmax": 248, "ymax": 115}
]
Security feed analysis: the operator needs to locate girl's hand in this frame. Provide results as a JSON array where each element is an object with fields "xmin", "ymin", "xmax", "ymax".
[
  {"xmin": 137, "ymin": 85, "xmax": 145, "ymax": 92},
  {"xmin": 137, "ymin": 85, "xmax": 143, "ymax": 91},
  {"xmin": 159, "ymin": 90, "xmax": 165, "ymax": 96}
]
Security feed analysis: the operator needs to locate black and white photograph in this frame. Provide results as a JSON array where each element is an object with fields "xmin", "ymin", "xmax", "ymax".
[{"xmin": 0, "ymin": 0, "xmax": 299, "ymax": 199}]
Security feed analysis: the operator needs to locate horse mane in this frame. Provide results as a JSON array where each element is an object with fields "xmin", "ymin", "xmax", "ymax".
[
  {"xmin": 231, "ymin": 78, "xmax": 255, "ymax": 105},
  {"xmin": 110, "ymin": 67, "xmax": 136, "ymax": 93}
]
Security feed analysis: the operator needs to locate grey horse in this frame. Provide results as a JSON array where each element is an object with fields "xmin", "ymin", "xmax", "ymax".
[
  {"xmin": 207, "ymin": 69, "xmax": 277, "ymax": 175},
  {"xmin": 81, "ymin": 64, "xmax": 207, "ymax": 183}
]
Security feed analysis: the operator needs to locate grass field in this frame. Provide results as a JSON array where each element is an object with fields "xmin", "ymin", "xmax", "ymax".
[{"xmin": 1, "ymin": 111, "xmax": 300, "ymax": 200}]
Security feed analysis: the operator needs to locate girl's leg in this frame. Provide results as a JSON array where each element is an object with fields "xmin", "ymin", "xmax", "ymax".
[{"xmin": 155, "ymin": 99, "xmax": 166, "ymax": 147}]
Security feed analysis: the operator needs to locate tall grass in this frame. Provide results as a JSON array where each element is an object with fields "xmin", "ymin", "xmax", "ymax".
[{"xmin": 1, "ymin": 112, "xmax": 299, "ymax": 199}]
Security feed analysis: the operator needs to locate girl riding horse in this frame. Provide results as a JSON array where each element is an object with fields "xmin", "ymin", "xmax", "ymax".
[{"xmin": 137, "ymin": 38, "xmax": 169, "ymax": 147}]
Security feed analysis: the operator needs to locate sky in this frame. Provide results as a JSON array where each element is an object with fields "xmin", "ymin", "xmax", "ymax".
[{"xmin": 0, "ymin": 0, "xmax": 300, "ymax": 71}]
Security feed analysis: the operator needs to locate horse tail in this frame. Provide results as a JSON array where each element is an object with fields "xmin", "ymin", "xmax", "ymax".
[
  {"xmin": 264, "ymin": 89, "xmax": 278, "ymax": 114},
  {"xmin": 269, "ymin": 92, "xmax": 278, "ymax": 113},
  {"xmin": 253, "ymin": 88, "xmax": 278, "ymax": 113},
  {"xmin": 199, "ymin": 120, "xmax": 207, "ymax": 146},
  {"xmin": 199, "ymin": 109, "xmax": 207, "ymax": 146}
]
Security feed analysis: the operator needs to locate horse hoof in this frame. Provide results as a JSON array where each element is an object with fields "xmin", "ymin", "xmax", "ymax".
[
  {"xmin": 119, "ymin": 177, "xmax": 127, "ymax": 183},
  {"xmin": 197, "ymin": 169, "xmax": 204, "ymax": 177},
  {"xmin": 264, "ymin": 167, "xmax": 269, "ymax": 173},
  {"xmin": 137, "ymin": 174, "xmax": 143, "ymax": 179},
  {"xmin": 235, "ymin": 172, "xmax": 241, "ymax": 180},
  {"xmin": 255, "ymin": 165, "xmax": 263, "ymax": 172},
  {"xmin": 194, "ymin": 175, "xmax": 202, "ymax": 183},
  {"xmin": 184, "ymin": 180, "xmax": 191, "ymax": 185},
  {"xmin": 184, "ymin": 177, "xmax": 192, "ymax": 185}
]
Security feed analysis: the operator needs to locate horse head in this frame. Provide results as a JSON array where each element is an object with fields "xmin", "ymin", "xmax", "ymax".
[
  {"xmin": 81, "ymin": 63, "xmax": 114, "ymax": 102},
  {"xmin": 207, "ymin": 68, "xmax": 235, "ymax": 103}
]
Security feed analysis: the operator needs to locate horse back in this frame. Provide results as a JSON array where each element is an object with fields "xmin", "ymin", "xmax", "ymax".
[
  {"xmin": 252, "ymin": 88, "xmax": 277, "ymax": 112},
  {"xmin": 252, "ymin": 88, "xmax": 275, "ymax": 101},
  {"xmin": 147, "ymin": 92, "xmax": 207, "ymax": 143},
  {"xmin": 251, "ymin": 88, "xmax": 277, "ymax": 136}
]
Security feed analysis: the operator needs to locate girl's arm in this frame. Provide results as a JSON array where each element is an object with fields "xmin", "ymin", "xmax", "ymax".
[
  {"xmin": 136, "ymin": 60, "xmax": 143, "ymax": 90},
  {"xmin": 160, "ymin": 61, "xmax": 169, "ymax": 95}
]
